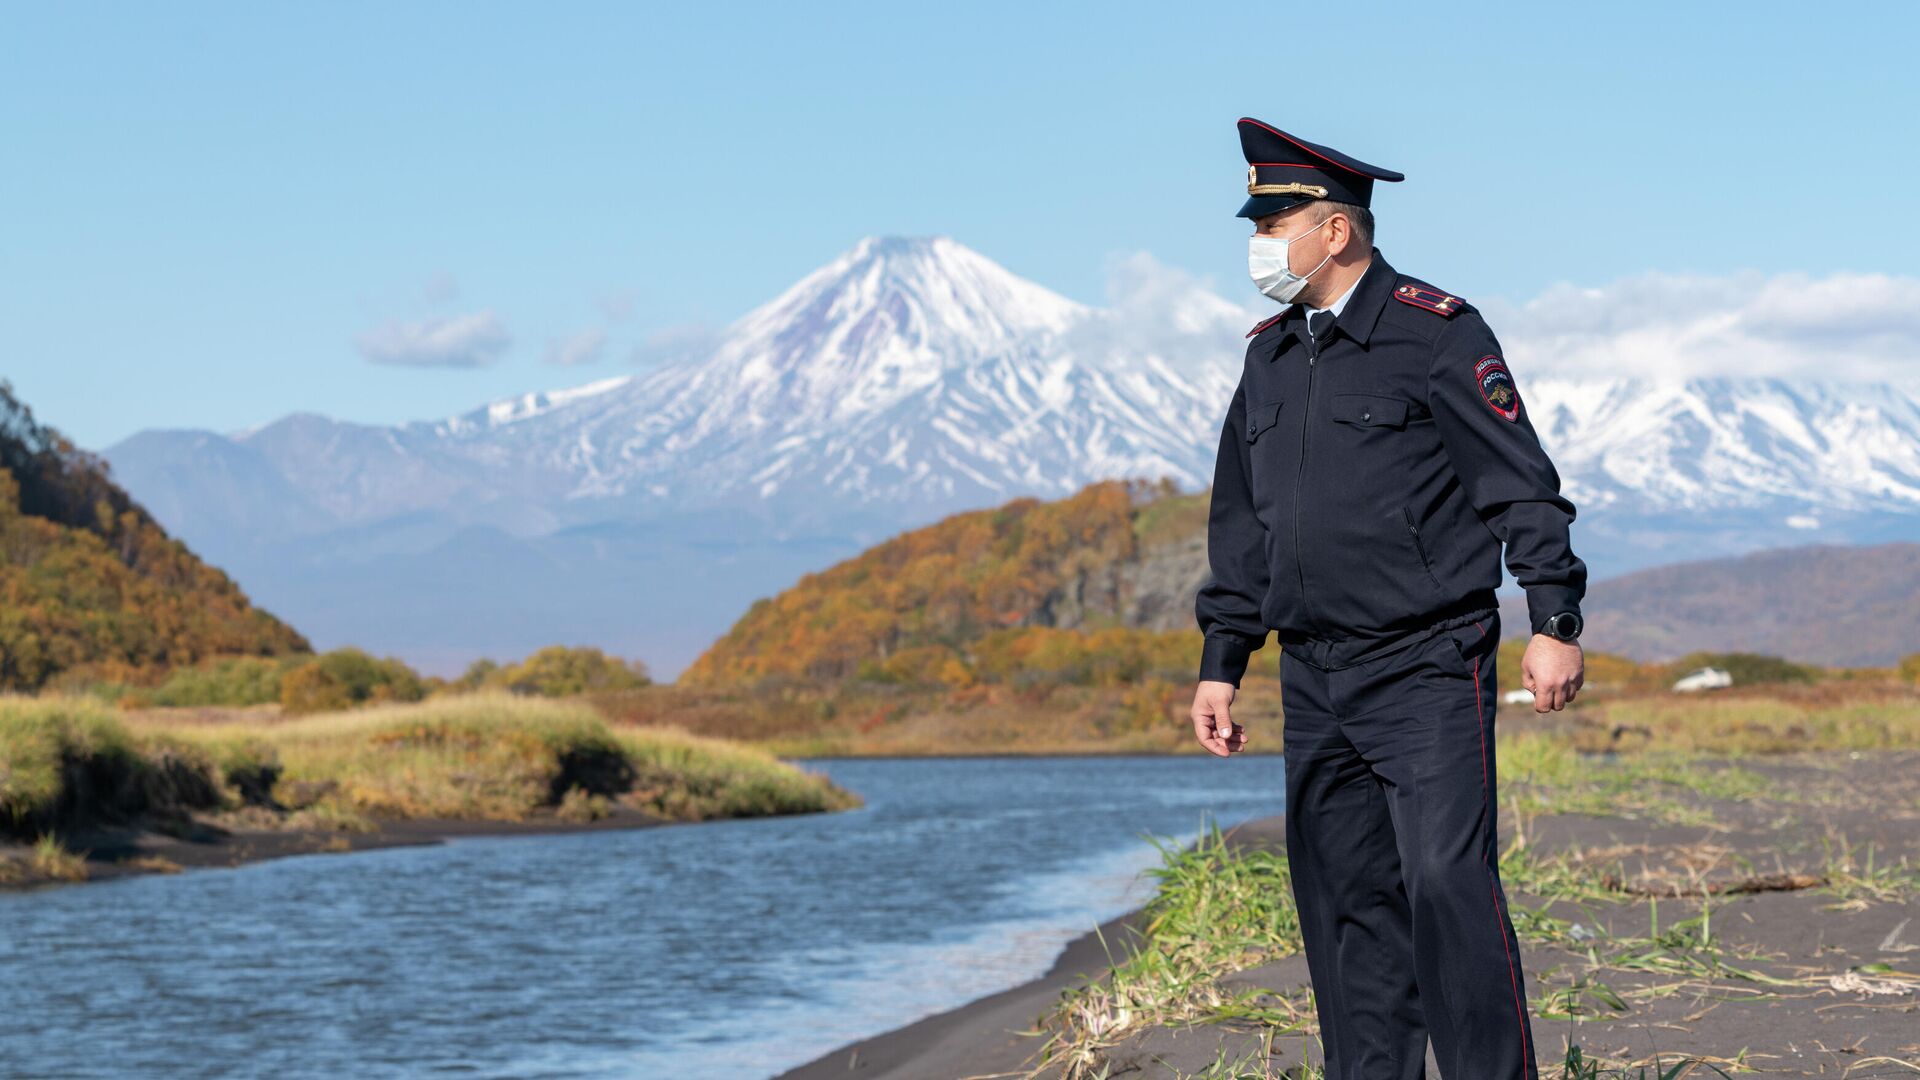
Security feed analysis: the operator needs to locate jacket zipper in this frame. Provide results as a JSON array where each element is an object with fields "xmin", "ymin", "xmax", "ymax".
[
  {"xmin": 1293, "ymin": 336, "xmax": 1317, "ymax": 633},
  {"xmin": 1403, "ymin": 505, "xmax": 1441, "ymax": 588}
]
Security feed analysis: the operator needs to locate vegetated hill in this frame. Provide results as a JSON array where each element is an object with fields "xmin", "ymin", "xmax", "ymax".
[
  {"xmin": 687, "ymin": 474, "xmax": 1918, "ymax": 685},
  {"xmin": 680, "ymin": 477, "xmax": 1211, "ymax": 687},
  {"xmin": 0, "ymin": 382, "xmax": 308, "ymax": 690},
  {"xmin": 1499, "ymin": 542, "xmax": 1920, "ymax": 666}
]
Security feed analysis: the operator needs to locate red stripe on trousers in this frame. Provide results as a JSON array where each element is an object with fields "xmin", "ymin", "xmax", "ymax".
[{"xmin": 1472, "ymin": 652, "xmax": 1532, "ymax": 1068}]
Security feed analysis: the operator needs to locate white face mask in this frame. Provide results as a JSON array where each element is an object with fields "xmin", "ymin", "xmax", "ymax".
[{"xmin": 1248, "ymin": 214, "xmax": 1335, "ymax": 304}]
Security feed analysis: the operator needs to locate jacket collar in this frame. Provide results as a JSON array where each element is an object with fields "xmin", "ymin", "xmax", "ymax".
[{"xmin": 1267, "ymin": 248, "xmax": 1394, "ymax": 352}]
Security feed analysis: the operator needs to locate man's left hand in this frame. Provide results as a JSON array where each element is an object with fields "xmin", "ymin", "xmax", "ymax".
[{"xmin": 1521, "ymin": 635, "xmax": 1584, "ymax": 712}]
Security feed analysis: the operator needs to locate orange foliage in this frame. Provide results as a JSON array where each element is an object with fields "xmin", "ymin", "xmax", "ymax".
[
  {"xmin": 680, "ymin": 479, "xmax": 1160, "ymax": 687},
  {"xmin": 0, "ymin": 382, "xmax": 308, "ymax": 690}
]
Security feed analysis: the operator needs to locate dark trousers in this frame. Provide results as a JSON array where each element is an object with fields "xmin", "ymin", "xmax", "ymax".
[{"xmin": 1279, "ymin": 611, "xmax": 1537, "ymax": 1080}]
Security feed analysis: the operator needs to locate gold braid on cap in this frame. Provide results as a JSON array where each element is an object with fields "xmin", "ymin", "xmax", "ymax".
[{"xmin": 1247, "ymin": 165, "xmax": 1328, "ymax": 198}]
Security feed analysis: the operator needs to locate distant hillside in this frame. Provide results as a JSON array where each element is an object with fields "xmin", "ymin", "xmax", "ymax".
[
  {"xmin": 680, "ymin": 478, "xmax": 1210, "ymax": 686},
  {"xmin": 688, "ymin": 477, "xmax": 1917, "ymax": 683},
  {"xmin": 0, "ymin": 382, "xmax": 308, "ymax": 690},
  {"xmin": 1499, "ymin": 542, "xmax": 1920, "ymax": 666}
]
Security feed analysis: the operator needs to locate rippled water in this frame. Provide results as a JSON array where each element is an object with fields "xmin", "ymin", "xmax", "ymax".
[{"xmin": 0, "ymin": 754, "xmax": 1288, "ymax": 1078}]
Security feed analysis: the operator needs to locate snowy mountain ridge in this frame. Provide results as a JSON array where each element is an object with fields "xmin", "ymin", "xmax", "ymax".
[
  {"xmin": 101, "ymin": 235, "xmax": 1920, "ymax": 677},
  {"xmin": 115, "ymin": 235, "xmax": 1920, "ymax": 533}
]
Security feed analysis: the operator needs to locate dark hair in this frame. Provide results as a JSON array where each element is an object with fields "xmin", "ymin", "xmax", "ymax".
[{"xmin": 1314, "ymin": 200, "xmax": 1374, "ymax": 250}]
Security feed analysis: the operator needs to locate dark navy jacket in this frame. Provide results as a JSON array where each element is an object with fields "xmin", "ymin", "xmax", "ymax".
[{"xmin": 1195, "ymin": 249, "xmax": 1587, "ymax": 685}]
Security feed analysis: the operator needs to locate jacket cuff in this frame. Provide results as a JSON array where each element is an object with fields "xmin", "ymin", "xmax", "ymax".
[
  {"xmin": 1525, "ymin": 584, "xmax": 1584, "ymax": 636},
  {"xmin": 1198, "ymin": 633, "xmax": 1258, "ymax": 687}
]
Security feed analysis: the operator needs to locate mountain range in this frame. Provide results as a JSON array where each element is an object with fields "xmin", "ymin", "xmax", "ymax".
[{"xmin": 105, "ymin": 237, "xmax": 1920, "ymax": 677}]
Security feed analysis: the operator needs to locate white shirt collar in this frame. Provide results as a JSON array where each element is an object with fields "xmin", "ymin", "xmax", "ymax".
[{"xmin": 1304, "ymin": 272, "xmax": 1362, "ymax": 321}]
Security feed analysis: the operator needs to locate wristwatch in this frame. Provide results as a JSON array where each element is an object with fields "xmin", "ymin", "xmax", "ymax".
[{"xmin": 1541, "ymin": 611, "xmax": 1583, "ymax": 642}]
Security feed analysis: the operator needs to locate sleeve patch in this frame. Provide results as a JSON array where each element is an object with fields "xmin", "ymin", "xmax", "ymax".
[
  {"xmin": 1393, "ymin": 283, "xmax": 1464, "ymax": 317},
  {"xmin": 1475, "ymin": 355, "xmax": 1520, "ymax": 421},
  {"xmin": 1246, "ymin": 312, "xmax": 1284, "ymax": 338}
]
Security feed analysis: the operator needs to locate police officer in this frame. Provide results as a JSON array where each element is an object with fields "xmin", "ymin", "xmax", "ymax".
[{"xmin": 1191, "ymin": 117, "xmax": 1588, "ymax": 1080}]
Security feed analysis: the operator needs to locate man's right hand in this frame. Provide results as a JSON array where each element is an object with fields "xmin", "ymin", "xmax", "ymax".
[{"xmin": 1191, "ymin": 680, "xmax": 1249, "ymax": 757}]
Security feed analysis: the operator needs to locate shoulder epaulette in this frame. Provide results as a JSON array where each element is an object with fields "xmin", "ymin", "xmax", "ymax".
[
  {"xmin": 1246, "ymin": 312, "xmax": 1285, "ymax": 338},
  {"xmin": 1392, "ymin": 282, "xmax": 1466, "ymax": 318}
]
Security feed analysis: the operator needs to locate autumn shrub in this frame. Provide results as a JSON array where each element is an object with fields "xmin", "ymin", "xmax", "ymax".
[
  {"xmin": 149, "ymin": 656, "xmax": 292, "ymax": 707},
  {"xmin": 279, "ymin": 648, "xmax": 426, "ymax": 714},
  {"xmin": 1662, "ymin": 651, "xmax": 1819, "ymax": 687},
  {"xmin": 279, "ymin": 663, "xmax": 353, "ymax": 715},
  {"xmin": 453, "ymin": 658, "xmax": 500, "ymax": 691},
  {"xmin": 491, "ymin": 646, "xmax": 650, "ymax": 697},
  {"xmin": 857, "ymin": 643, "xmax": 967, "ymax": 686}
]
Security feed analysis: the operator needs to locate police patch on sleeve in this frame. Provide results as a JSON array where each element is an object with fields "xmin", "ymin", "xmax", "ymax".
[{"xmin": 1474, "ymin": 355, "xmax": 1520, "ymax": 421}]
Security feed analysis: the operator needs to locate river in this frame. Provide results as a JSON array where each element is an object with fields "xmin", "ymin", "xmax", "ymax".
[{"xmin": 0, "ymin": 754, "xmax": 1288, "ymax": 1078}]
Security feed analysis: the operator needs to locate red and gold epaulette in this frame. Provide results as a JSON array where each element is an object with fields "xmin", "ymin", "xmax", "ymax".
[
  {"xmin": 1246, "ymin": 312, "xmax": 1285, "ymax": 338},
  {"xmin": 1392, "ymin": 282, "xmax": 1465, "ymax": 317}
]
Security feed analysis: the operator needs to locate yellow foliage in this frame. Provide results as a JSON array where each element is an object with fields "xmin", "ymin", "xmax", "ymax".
[
  {"xmin": 0, "ymin": 384, "xmax": 307, "ymax": 691},
  {"xmin": 681, "ymin": 479, "xmax": 1152, "ymax": 687}
]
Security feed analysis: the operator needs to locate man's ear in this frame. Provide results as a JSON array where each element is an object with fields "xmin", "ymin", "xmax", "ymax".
[{"xmin": 1328, "ymin": 212, "xmax": 1352, "ymax": 257}]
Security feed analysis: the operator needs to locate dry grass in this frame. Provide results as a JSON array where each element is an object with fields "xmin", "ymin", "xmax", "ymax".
[
  {"xmin": 2, "ymin": 692, "xmax": 860, "ymax": 886},
  {"xmin": 123, "ymin": 692, "xmax": 860, "ymax": 823},
  {"xmin": 595, "ymin": 668, "xmax": 1920, "ymax": 761},
  {"xmin": 1563, "ymin": 685, "xmax": 1920, "ymax": 755},
  {"xmin": 0, "ymin": 695, "xmax": 149, "ymax": 832},
  {"xmin": 29, "ymin": 834, "xmax": 88, "ymax": 881}
]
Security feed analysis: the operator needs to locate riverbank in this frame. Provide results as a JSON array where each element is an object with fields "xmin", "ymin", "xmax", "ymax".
[
  {"xmin": 0, "ymin": 693, "xmax": 860, "ymax": 889},
  {"xmin": 0, "ymin": 802, "xmax": 692, "ymax": 888},
  {"xmin": 778, "ymin": 746, "xmax": 1920, "ymax": 1078}
]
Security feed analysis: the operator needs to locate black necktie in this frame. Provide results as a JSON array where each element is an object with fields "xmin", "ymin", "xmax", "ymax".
[{"xmin": 1308, "ymin": 309, "xmax": 1335, "ymax": 342}]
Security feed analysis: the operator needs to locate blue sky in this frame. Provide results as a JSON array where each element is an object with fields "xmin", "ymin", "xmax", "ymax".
[{"xmin": 5, "ymin": 2, "xmax": 1917, "ymax": 449}]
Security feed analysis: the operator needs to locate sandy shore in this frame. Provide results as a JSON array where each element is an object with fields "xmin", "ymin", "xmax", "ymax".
[{"xmin": 778, "ymin": 750, "xmax": 1920, "ymax": 1079}]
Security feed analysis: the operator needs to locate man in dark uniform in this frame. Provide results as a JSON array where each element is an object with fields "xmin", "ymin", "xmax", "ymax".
[{"xmin": 1190, "ymin": 117, "xmax": 1588, "ymax": 1080}]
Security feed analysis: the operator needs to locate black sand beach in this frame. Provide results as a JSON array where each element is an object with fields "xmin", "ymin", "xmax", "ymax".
[{"xmin": 778, "ymin": 750, "xmax": 1920, "ymax": 1079}]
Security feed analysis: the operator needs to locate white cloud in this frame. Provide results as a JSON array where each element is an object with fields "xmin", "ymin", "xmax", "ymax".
[
  {"xmin": 1055, "ymin": 251, "xmax": 1259, "ymax": 375},
  {"xmin": 543, "ymin": 327, "xmax": 608, "ymax": 367},
  {"xmin": 355, "ymin": 310, "xmax": 511, "ymax": 368},
  {"xmin": 1479, "ymin": 271, "xmax": 1920, "ymax": 382},
  {"xmin": 1088, "ymin": 260, "xmax": 1920, "ymax": 385}
]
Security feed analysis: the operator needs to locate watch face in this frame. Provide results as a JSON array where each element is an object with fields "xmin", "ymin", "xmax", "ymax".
[{"xmin": 1549, "ymin": 613, "xmax": 1581, "ymax": 640}]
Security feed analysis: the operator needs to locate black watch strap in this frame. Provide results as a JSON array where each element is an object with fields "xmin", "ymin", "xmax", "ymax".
[{"xmin": 1542, "ymin": 611, "xmax": 1583, "ymax": 641}]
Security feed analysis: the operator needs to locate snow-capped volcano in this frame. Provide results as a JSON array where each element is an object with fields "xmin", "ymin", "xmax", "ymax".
[
  {"xmin": 104, "ymin": 236, "xmax": 1920, "ymax": 676},
  {"xmin": 113, "ymin": 235, "xmax": 1920, "ymax": 535},
  {"xmin": 722, "ymin": 234, "xmax": 1088, "ymax": 406},
  {"xmin": 340, "ymin": 235, "xmax": 1242, "ymax": 522}
]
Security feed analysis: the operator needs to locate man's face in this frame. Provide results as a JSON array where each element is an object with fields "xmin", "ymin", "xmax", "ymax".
[{"xmin": 1252, "ymin": 204, "xmax": 1336, "ymax": 277}]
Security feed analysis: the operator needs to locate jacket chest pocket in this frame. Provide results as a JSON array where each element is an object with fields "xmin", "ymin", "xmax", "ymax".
[
  {"xmin": 1245, "ymin": 398, "xmax": 1284, "ymax": 443},
  {"xmin": 1328, "ymin": 392, "xmax": 1411, "ymax": 430}
]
